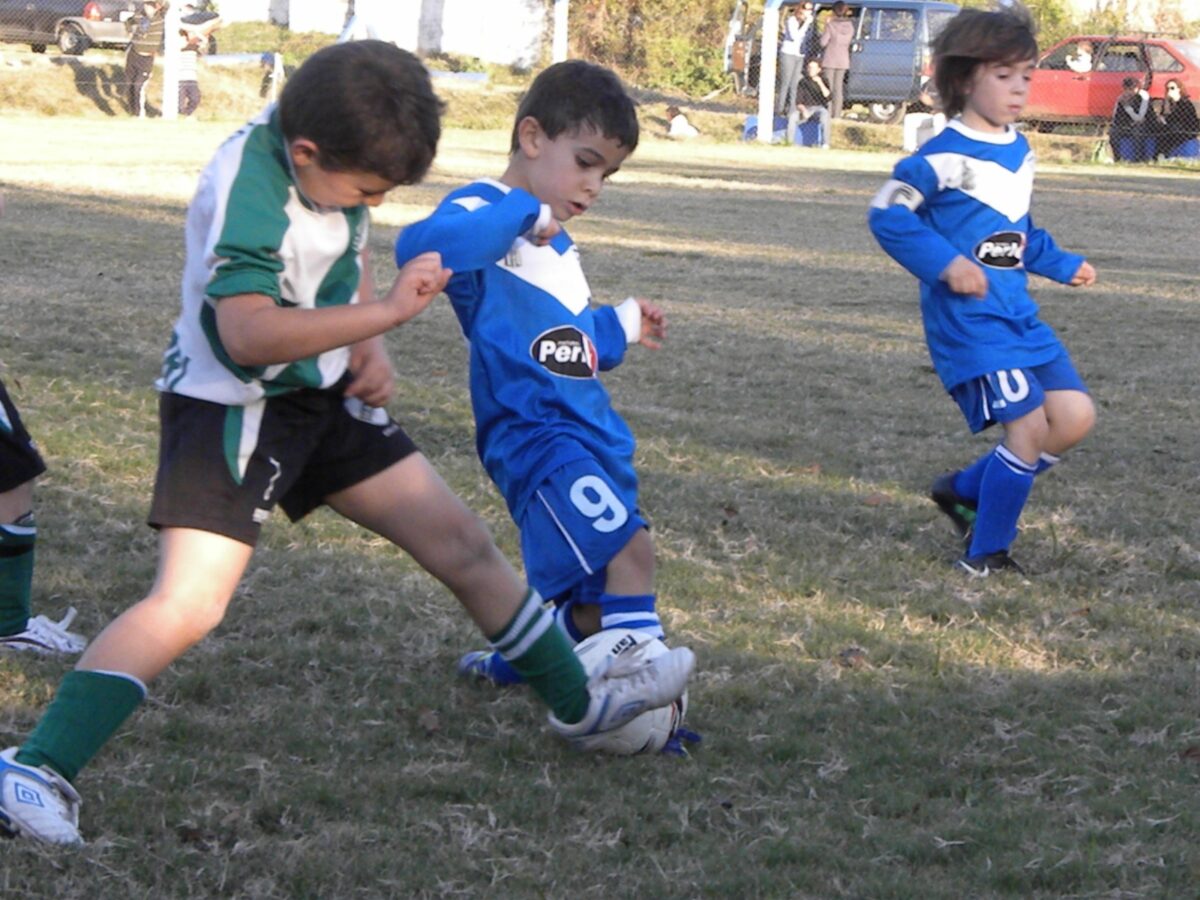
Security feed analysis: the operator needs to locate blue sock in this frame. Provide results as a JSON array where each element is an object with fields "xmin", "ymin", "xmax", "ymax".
[
  {"xmin": 552, "ymin": 598, "xmax": 587, "ymax": 644},
  {"xmin": 952, "ymin": 450, "xmax": 993, "ymax": 504},
  {"xmin": 968, "ymin": 445, "xmax": 1037, "ymax": 558},
  {"xmin": 598, "ymin": 593, "xmax": 663, "ymax": 639},
  {"xmin": 1035, "ymin": 452, "xmax": 1060, "ymax": 475},
  {"xmin": 954, "ymin": 449, "xmax": 1059, "ymax": 504}
]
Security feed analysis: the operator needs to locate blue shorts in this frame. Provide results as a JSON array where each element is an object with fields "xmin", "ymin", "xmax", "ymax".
[
  {"xmin": 519, "ymin": 458, "xmax": 646, "ymax": 602},
  {"xmin": 950, "ymin": 352, "xmax": 1088, "ymax": 434}
]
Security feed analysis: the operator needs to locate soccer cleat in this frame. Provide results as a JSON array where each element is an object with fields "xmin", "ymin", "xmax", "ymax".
[
  {"xmin": 661, "ymin": 727, "xmax": 703, "ymax": 758},
  {"xmin": 456, "ymin": 650, "xmax": 525, "ymax": 686},
  {"xmin": 549, "ymin": 641, "xmax": 695, "ymax": 751},
  {"xmin": 956, "ymin": 551, "xmax": 1027, "ymax": 579},
  {"xmin": 0, "ymin": 608, "xmax": 87, "ymax": 656},
  {"xmin": 931, "ymin": 473, "xmax": 977, "ymax": 547},
  {"xmin": 0, "ymin": 747, "xmax": 83, "ymax": 845}
]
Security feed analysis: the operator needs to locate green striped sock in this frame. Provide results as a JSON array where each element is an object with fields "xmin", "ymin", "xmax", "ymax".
[
  {"xmin": 16, "ymin": 669, "xmax": 147, "ymax": 783},
  {"xmin": 0, "ymin": 516, "xmax": 36, "ymax": 636},
  {"xmin": 490, "ymin": 590, "xmax": 589, "ymax": 725}
]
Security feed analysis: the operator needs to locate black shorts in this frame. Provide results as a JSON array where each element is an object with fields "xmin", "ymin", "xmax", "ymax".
[
  {"xmin": 149, "ymin": 387, "xmax": 419, "ymax": 546},
  {"xmin": 0, "ymin": 378, "xmax": 47, "ymax": 493}
]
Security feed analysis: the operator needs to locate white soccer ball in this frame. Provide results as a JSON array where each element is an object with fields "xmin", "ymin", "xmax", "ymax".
[{"xmin": 574, "ymin": 627, "xmax": 688, "ymax": 756}]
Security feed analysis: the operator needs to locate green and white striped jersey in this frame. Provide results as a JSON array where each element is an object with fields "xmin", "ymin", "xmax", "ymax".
[{"xmin": 158, "ymin": 105, "xmax": 369, "ymax": 406}]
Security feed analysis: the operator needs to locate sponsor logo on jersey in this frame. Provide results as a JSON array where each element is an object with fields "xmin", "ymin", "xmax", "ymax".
[
  {"xmin": 530, "ymin": 326, "xmax": 598, "ymax": 378},
  {"xmin": 974, "ymin": 231, "xmax": 1026, "ymax": 268}
]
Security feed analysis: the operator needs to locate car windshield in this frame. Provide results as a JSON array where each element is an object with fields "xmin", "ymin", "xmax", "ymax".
[
  {"xmin": 1174, "ymin": 40, "xmax": 1200, "ymax": 67},
  {"xmin": 928, "ymin": 9, "xmax": 956, "ymax": 38}
]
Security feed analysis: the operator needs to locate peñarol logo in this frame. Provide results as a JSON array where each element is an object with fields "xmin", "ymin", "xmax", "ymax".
[
  {"xmin": 530, "ymin": 326, "xmax": 598, "ymax": 378},
  {"xmin": 974, "ymin": 231, "xmax": 1026, "ymax": 268}
]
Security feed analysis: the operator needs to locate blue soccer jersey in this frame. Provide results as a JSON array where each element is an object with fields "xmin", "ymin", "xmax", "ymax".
[
  {"xmin": 868, "ymin": 119, "xmax": 1085, "ymax": 390},
  {"xmin": 395, "ymin": 179, "xmax": 641, "ymax": 520}
]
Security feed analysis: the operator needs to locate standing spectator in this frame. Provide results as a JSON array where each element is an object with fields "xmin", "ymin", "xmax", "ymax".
[
  {"xmin": 125, "ymin": 0, "xmax": 167, "ymax": 117},
  {"xmin": 1110, "ymin": 77, "xmax": 1150, "ymax": 162},
  {"xmin": 820, "ymin": 1, "xmax": 855, "ymax": 119},
  {"xmin": 776, "ymin": 3, "xmax": 816, "ymax": 117},
  {"xmin": 791, "ymin": 58, "xmax": 832, "ymax": 148},
  {"xmin": 176, "ymin": 29, "xmax": 202, "ymax": 117},
  {"xmin": 1158, "ymin": 79, "xmax": 1200, "ymax": 159}
]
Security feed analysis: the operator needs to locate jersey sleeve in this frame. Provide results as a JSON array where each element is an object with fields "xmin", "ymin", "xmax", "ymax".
[
  {"xmin": 394, "ymin": 187, "xmax": 547, "ymax": 274},
  {"xmin": 867, "ymin": 154, "xmax": 962, "ymax": 287},
  {"xmin": 591, "ymin": 303, "xmax": 635, "ymax": 371},
  {"xmin": 1023, "ymin": 216, "xmax": 1085, "ymax": 284}
]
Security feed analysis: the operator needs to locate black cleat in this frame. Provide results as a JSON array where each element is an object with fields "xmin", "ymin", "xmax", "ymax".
[
  {"xmin": 956, "ymin": 551, "xmax": 1027, "ymax": 579},
  {"xmin": 931, "ymin": 473, "xmax": 977, "ymax": 548}
]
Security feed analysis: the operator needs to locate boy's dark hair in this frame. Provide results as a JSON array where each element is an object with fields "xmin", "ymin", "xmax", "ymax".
[
  {"xmin": 509, "ymin": 60, "xmax": 639, "ymax": 154},
  {"xmin": 279, "ymin": 40, "xmax": 444, "ymax": 185},
  {"xmin": 831, "ymin": 1, "xmax": 848, "ymax": 15},
  {"xmin": 1121, "ymin": 76, "xmax": 1140, "ymax": 89},
  {"xmin": 932, "ymin": 6, "xmax": 1038, "ymax": 118}
]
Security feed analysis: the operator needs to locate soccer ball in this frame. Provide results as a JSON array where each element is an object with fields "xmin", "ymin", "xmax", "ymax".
[{"xmin": 573, "ymin": 627, "xmax": 688, "ymax": 756}]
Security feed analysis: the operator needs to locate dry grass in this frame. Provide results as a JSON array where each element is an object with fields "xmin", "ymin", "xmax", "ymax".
[{"xmin": 1, "ymin": 116, "xmax": 1199, "ymax": 898}]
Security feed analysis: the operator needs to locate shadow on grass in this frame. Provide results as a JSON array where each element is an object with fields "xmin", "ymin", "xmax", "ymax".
[{"xmin": 52, "ymin": 57, "xmax": 133, "ymax": 117}]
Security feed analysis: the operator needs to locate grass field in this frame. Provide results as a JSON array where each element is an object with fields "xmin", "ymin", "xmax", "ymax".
[{"xmin": 1, "ymin": 114, "xmax": 1199, "ymax": 898}]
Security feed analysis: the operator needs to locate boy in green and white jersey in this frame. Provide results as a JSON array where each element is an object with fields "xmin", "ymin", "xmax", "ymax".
[{"xmin": 0, "ymin": 41, "xmax": 693, "ymax": 846}]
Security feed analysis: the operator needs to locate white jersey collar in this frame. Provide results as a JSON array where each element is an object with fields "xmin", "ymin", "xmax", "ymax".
[{"xmin": 946, "ymin": 118, "xmax": 1019, "ymax": 145}]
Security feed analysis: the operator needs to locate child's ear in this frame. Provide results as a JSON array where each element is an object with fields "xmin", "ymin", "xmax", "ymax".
[
  {"xmin": 515, "ymin": 116, "xmax": 545, "ymax": 158},
  {"xmin": 288, "ymin": 138, "xmax": 320, "ymax": 169}
]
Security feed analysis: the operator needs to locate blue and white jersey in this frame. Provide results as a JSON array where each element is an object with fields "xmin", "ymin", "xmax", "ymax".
[
  {"xmin": 395, "ymin": 179, "xmax": 641, "ymax": 519},
  {"xmin": 868, "ymin": 119, "xmax": 1085, "ymax": 390}
]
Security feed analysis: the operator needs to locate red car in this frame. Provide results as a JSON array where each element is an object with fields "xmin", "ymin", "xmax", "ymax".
[{"xmin": 1025, "ymin": 34, "xmax": 1200, "ymax": 127}]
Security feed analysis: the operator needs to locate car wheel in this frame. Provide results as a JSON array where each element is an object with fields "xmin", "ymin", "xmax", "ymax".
[
  {"xmin": 868, "ymin": 102, "xmax": 906, "ymax": 125},
  {"xmin": 31, "ymin": 43, "xmax": 47, "ymax": 54},
  {"xmin": 57, "ymin": 24, "xmax": 88, "ymax": 55}
]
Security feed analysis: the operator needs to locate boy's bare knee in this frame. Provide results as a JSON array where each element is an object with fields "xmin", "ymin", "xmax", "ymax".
[
  {"xmin": 441, "ymin": 511, "xmax": 502, "ymax": 574},
  {"xmin": 143, "ymin": 588, "xmax": 231, "ymax": 645}
]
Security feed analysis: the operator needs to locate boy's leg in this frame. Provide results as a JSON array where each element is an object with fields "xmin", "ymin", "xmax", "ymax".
[
  {"xmin": 1041, "ymin": 389, "xmax": 1095, "ymax": 455},
  {"xmin": 0, "ymin": 382, "xmax": 81, "ymax": 654},
  {"xmin": 326, "ymin": 454, "xmax": 692, "ymax": 735},
  {"xmin": 327, "ymin": 454, "xmax": 589, "ymax": 720},
  {"xmin": 961, "ymin": 407, "xmax": 1045, "ymax": 570},
  {"xmin": 0, "ymin": 480, "xmax": 38, "ymax": 638},
  {"xmin": 2, "ymin": 527, "xmax": 253, "ymax": 844}
]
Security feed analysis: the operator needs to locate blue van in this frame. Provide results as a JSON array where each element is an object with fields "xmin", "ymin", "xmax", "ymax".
[{"xmin": 724, "ymin": 0, "xmax": 960, "ymax": 122}]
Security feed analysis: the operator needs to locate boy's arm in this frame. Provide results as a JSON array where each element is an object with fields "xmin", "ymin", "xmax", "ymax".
[
  {"xmin": 1023, "ymin": 218, "xmax": 1089, "ymax": 285},
  {"xmin": 395, "ymin": 186, "xmax": 549, "ymax": 273},
  {"xmin": 591, "ymin": 298, "xmax": 664, "ymax": 370},
  {"xmin": 867, "ymin": 158, "xmax": 963, "ymax": 288},
  {"xmin": 215, "ymin": 252, "xmax": 450, "ymax": 367}
]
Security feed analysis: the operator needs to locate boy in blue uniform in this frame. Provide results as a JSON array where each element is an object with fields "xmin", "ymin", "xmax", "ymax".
[
  {"xmin": 395, "ymin": 62, "xmax": 677, "ymax": 684},
  {"xmin": 0, "ymin": 43, "xmax": 692, "ymax": 846},
  {"xmin": 868, "ymin": 7, "xmax": 1097, "ymax": 577}
]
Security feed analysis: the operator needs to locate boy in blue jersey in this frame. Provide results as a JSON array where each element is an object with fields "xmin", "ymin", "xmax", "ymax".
[
  {"xmin": 868, "ymin": 7, "xmax": 1097, "ymax": 577},
  {"xmin": 0, "ymin": 43, "xmax": 692, "ymax": 846},
  {"xmin": 395, "ymin": 62, "xmax": 681, "ymax": 688}
]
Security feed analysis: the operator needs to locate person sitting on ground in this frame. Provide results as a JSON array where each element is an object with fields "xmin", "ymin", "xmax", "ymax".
[
  {"xmin": 1110, "ymin": 76, "xmax": 1151, "ymax": 162},
  {"xmin": 666, "ymin": 105, "xmax": 700, "ymax": 139},
  {"xmin": 793, "ymin": 58, "xmax": 832, "ymax": 147},
  {"xmin": 1158, "ymin": 78, "xmax": 1200, "ymax": 159}
]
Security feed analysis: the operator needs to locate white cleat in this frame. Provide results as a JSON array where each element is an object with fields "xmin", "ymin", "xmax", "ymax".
[
  {"xmin": 0, "ymin": 747, "xmax": 83, "ymax": 845},
  {"xmin": 549, "ymin": 642, "xmax": 695, "ymax": 750},
  {"xmin": 0, "ymin": 607, "xmax": 87, "ymax": 656}
]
